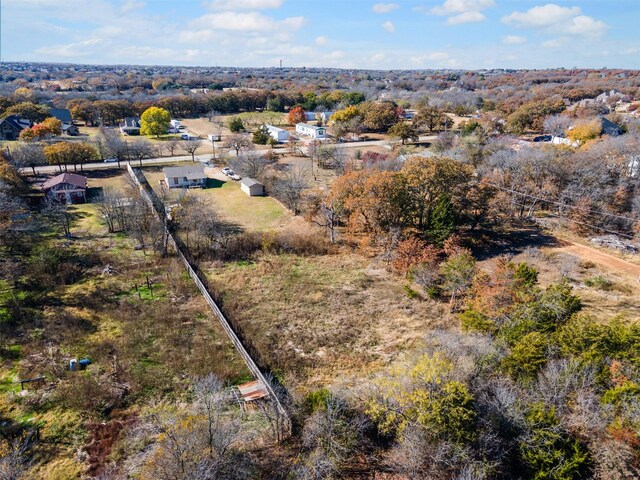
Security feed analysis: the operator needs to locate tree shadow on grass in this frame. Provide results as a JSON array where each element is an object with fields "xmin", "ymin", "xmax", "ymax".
[{"xmin": 468, "ymin": 227, "xmax": 565, "ymax": 261}]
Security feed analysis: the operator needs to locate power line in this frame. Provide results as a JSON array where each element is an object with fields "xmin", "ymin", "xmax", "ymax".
[{"xmin": 489, "ymin": 183, "xmax": 640, "ymax": 224}]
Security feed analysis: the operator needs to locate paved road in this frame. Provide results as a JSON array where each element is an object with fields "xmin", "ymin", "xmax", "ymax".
[
  {"xmin": 21, "ymin": 155, "xmax": 205, "ymax": 175},
  {"xmin": 20, "ymin": 135, "xmax": 438, "ymax": 175}
]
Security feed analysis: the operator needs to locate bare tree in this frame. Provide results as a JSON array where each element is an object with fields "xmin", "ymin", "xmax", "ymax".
[
  {"xmin": 96, "ymin": 188, "xmax": 130, "ymax": 233},
  {"xmin": 295, "ymin": 393, "xmax": 367, "ymax": 479},
  {"xmin": 165, "ymin": 138, "xmax": 180, "ymax": 157},
  {"xmin": 128, "ymin": 139, "xmax": 154, "ymax": 167},
  {"xmin": 310, "ymin": 195, "xmax": 343, "ymax": 243},
  {"xmin": 272, "ymin": 166, "xmax": 308, "ymax": 215},
  {"xmin": 543, "ymin": 115, "xmax": 573, "ymax": 137},
  {"xmin": 222, "ymin": 134, "xmax": 252, "ymax": 157},
  {"xmin": 0, "ymin": 432, "xmax": 33, "ymax": 480},
  {"xmin": 9, "ymin": 143, "xmax": 46, "ymax": 175},
  {"xmin": 229, "ymin": 152, "xmax": 273, "ymax": 179},
  {"xmin": 179, "ymin": 139, "xmax": 202, "ymax": 161},
  {"xmin": 42, "ymin": 198, "xmax": 72, "ymax": 239}
]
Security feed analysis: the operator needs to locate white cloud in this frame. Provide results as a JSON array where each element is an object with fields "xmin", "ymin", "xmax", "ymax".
[
  {"xmin": 541, "ymin": 39, "xmax": 562, "ymax": 48},
  {"xmin": 502, "ymin": 3, "xmax": 607, "ymax": 37},
  {"xmin": 430, "ymin": 0, "xmax": 493, "ymax": 25},
  {"xmin": 34, "ymin": 38, "xmax": 103, "ymax": 57},
  {"xmin": 503, "ymin": 35, "xmax": 527, "ymax": 45},
  {"xmin": 447, "ymin": 11, "xmax": 485, "ymax": 24},
  {"xmin": 411, "ymin": 51, "xmax": 459, "ymax": 68},
  {"xmin": 185, "ymin": 12, "xmax": 305, "ymax": 34},
  {"xmin": 565, "ymin": 15, "xmax": 607, "ymax": 36},
  {"xmin": 121, "ymin": 0, "xmax": 144, "ymax": 13},
  {"xmin": 206, "ymin": 0, "xmax": 284, "ymax": 10},
  {"xmin": 372, "ymin": 3, "xmax": 399, "ymax": 14},
  {"xmin": 382, "ymin": 21, "xmax": 395, "ymax": 33},
  {"xmin": 502, "ymin": 4, "xmax": 580, "ymax": 28},
  {"xmin": 315, "ymin": 36, "xmax": 328, "ymax": 46},
  {"xmin": 431, "ymin": 0, "xmax": 494, "ymax": 15}
]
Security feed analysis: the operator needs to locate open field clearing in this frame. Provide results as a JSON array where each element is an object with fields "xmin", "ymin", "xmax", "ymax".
[{"xmin": 206, "ymin": 251, "xmax": 450, "ymax": 392}]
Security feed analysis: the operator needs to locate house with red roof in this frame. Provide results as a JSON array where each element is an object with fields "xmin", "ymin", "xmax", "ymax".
[{"xmin": 42, "ymin": 173, "xmax": 87, "ymax": 203}]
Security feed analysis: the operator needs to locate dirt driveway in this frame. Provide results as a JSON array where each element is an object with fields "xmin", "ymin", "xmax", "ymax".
[{"xmin": 554, "ymin": 242, "xmax": 640, "ymax": 278}]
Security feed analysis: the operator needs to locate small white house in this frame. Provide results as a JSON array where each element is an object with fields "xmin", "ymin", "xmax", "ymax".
[
  {"xmin": 265, "ymin": 125, "xmax": 289, "ymax": 142},
  {"xmin": 240, "ymin": 178, "xmax": 264, "ymax": 196},
  {"xmin": 170, "ymin": 119, "xmax": 182, "ymax": 129},
  {"xmin": 296, "ymin": 123, "xmax": 327, "ymax": 139},
  {"xmin": 163, "ymin": 165, "xmax": 207, "ymax": 189}
]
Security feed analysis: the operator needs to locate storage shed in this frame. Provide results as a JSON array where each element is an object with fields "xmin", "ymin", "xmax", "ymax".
[{"xmin": 240, "ymin": 178, "xmax": 264, "ymax": 196}]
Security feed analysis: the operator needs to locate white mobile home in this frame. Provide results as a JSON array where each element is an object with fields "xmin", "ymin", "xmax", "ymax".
[
  {"xmin": 296, "ymin": 123, "xmax": 327, "ymax": 139},
  {"xmin": 265, "ymin": 125, "xmax": 289, "ymax": 142},
  {"xmin": 240, "ymin": 178, "xmax": 265, "ymax": 196},
  {"xmin": 163, "ymin": 165, "xmax": 207, "ymax": 189}
]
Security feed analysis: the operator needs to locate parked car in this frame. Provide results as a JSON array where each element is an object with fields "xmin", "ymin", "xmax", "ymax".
[
  {"xmin": 230, "ymin": 173, "xmax": 241, "ymax": 181},
  {"xmin": 222, "ymin": 167, "xmax": 231, "ymax": 175},
  {"xmin": 180, "ymin": 133, "xmax": 190, "ymax": 140},
  {"xmin": 104, "ymin": 157, "xmax": 118, "ymax": 163}
]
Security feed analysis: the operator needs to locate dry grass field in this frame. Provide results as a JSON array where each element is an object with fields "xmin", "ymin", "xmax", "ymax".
[{"xmin": 206, "ymin": 251, "xmax": 451, "ymax": 393}]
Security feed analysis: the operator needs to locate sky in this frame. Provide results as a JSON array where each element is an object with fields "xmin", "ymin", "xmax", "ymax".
[{"xmin": 1, "ymin": 0, "xmax": 639, "ymax": 70}]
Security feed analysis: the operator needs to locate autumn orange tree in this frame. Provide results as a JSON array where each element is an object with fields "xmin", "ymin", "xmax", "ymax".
[
  {"xmin": 328, "ymin": 156, "xmax": 477, "ymax": 245},
  {"xmin": 287, "ymin": 105, "xmax": 307, "ymax": 125},
  {"xmin": 19, "ymin": 117, "xmax": 62, "ymax": 141},
  {"xmin": 44, "ymin": 142, "xmax": 97, "ymax": 172}
]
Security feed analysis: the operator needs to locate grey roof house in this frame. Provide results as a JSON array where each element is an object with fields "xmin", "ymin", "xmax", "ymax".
[
  {"xmin": 119, "ymin": 117, "xmax": 141, "ymax": 135},
  {"xmin": 163, "ymin": 165, "xmax": 207, "ymax": 189},
  {"xmin": 49, "ymin": 108, "xmax": 79, "ymax": 136},
  {"xmin": 0, "ymin": 115, "xmax": 31, "ymax": 140}
]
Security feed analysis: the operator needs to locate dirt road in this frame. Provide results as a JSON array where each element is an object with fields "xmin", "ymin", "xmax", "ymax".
[{"xmin": 554, "ymin": 242, "xmax": 640, "ymax": 278}]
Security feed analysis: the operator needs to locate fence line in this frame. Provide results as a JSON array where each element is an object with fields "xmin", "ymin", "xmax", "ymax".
[{"xmin": 126, "ymin": 164, "xmax": 291, "ymax": 434}]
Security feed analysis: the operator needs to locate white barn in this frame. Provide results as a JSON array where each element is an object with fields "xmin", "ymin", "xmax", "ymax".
[
  {"xmin": 240, "ymin": 178, "xmax": 265, "ymax": 196},
  {"xmin": 296, "ymin": 123, "xmax": 327, "ymax": 139},
  {"xmin": 163, "ymin": 165, "xmax": 208, "ymax": 189},
  {"xmin": 265, "ymin": 125, "xmax": 289, "ymax": 142}
]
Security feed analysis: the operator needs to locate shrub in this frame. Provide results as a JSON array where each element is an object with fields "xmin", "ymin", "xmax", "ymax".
[
  {"xmin": 460, "ymin": 308, "xmax": 497, "ymax": 335},
  {"xmin": 584, "ymin": 275, "xmax": 613, "ymax": 291},
  {"xmin": 502, "ymin": 331, "xmax": 548, "ymax": 380},
  {"xmin": 404, "ymin": 284, "xmax": 420, "ymax": 299},
  {"xmin": 514, "ymin": 262, "xmax": 539, "ymax": 288}
]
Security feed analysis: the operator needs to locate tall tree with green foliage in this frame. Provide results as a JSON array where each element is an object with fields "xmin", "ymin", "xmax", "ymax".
[
  {"xmin": 252, "ymin": 125, "xmax": 270, "ymax": 145},
  {"xmin": 140, "ymin": 106, "xmax": 171, "ymax": 138},
  {"xmin": 429, "ymin": 194, "xmax": 456, "ymax": 245}
]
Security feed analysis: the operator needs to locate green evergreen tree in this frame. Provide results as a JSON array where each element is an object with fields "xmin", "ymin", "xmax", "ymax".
[
  {"xmin": 252, "ymin": 125, "xmax": 270, "ymax": 145},
  {"xmin": 429, "ymin": 194, "xmax": 456, "ymax": 245}
]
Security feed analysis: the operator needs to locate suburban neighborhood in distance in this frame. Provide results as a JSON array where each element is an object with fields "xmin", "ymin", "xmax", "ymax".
[{"xmin": 1, "ymin": 0, "xmax": 640, "ymax": 479}]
